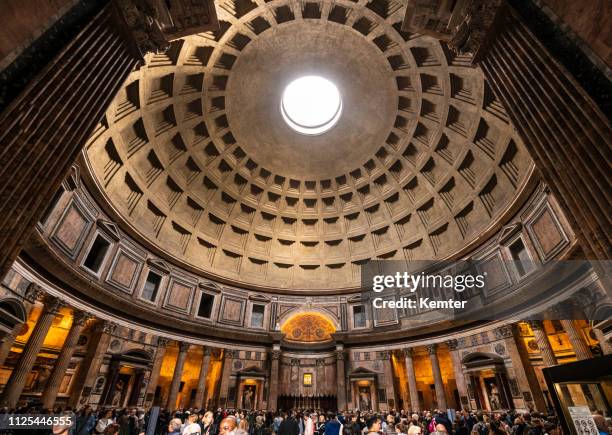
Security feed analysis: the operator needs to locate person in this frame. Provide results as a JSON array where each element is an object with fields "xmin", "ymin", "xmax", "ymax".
[
  {"xmin": 471, "ymin": 415, "xmax": 487, "ymax": 435},
  {"xmin": 274, "ymin": 413, "xmax": 285, "ymax": 435},
  {"xmin": 527, "ymin": 419, "xmax": 544, "ymax": 435},
  {"xmin": 279, "ymin": 412, "xmax": 301, "ymax": 435},
  {"xmin": 325, "ymin": 414, "xmax": 343, "ymax": 435},
  {"xmin": 96, "ymin": 409, "xmax": 115, "ymax": 434},
  {"xmin": 488, "ymin": 420, "xmax": 506, "ymax": 435},
  {"xmin": 433, "ymin": 414, "xmax": 452, "ymax": 434},
  {"xmin": 408, "ymin": 426, "xmax": 422, "ymax": 435},
  {"xmin": 454, "ymin": 416, "xmax": 468, "ymax": 435},
  {"xmin": 305, "ymin": 414, "xmax": 315, "ymax": 435},
  {"xmin": 103, "ymin": 424, "xmax": 120, "ymax": 435},
  {"xmin": 219, "ymin": 416, "xmax": 238, "ymax": 435},
  {"xmin": 315, "ymin": 414, "xmax": 326, "ymax": 435},
  {"xmin": 201, "ymin": 411, "xmax": 217, "ymax": 435},
  {"xmin": 385, "ymin": 414, "xmax": 397, "ymax": 435},
  {"xmin": 183, "ymin": 413, "xmax": 203, "ymax": 435},
  {"xmin": 169, "ymin": 418, "xmax": 184, "ymax": 435},
  {"xmin": 253, "ymin": 413, "xmax": 266, "ymax": 435},
  {"xmin": 365, "ymin": 416, "xmax": 381, "ymax": 435},
  {"xmin": 238, "ymin": 417, "xmax": 249, "ymax": 433},
  {"xmin": 591, "ymin": 414, "xmax": 608, "ymax": 435},
  {"xmin": 396, "ymin": 423, "xmax": 408, "ymax": 435},
  {"xmin": 75, "ymin": 406, "xmax": 97, "ymax": 435}
]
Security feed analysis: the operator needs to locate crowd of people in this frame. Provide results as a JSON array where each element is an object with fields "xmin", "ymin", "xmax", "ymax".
[{"xmin": 0, "ymin": 405, "xmax": 610, "ymax": 435}]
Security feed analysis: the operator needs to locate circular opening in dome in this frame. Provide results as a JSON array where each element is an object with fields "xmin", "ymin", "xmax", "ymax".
[{"xmin": 281, "ymin": 76, "xmax": 342, "ymax": 135}]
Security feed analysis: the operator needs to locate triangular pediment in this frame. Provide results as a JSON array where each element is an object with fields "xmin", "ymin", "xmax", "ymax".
[
  {"xmin": 238, "ymin": 365, "xmax": 267, "ymax": 375},
  {"xmin": 349, "ymin": 366, "xmax": 378, "ymax": 376},
  {"xmin": 97, "ymin": 219, "xmax": 121, "ymax": 241},
  {"xmin": 147, "ymin": 258, "xmax": 171, "ymax": 274},
  {"xmin": 199, "ymin": 281, "xmax": 222, "ymax": 293},
  {"xmin": 498, "ymin": 222, "xmax": 522, "ymax": 244}
]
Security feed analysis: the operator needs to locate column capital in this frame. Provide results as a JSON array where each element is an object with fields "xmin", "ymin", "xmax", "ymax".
[
  {"xmin": 203, "ymin": 346, "xmax": 212, "ymax": 356},
  {"xmin": 178, "ymin": 342, "xmax": 190, "ymax": 352},
  {"xmin": 42, "ymin": 296, "xmax": 62, "ymax": 315},
  {"xmin": 403, "ymin": 347, "xmax": 414, "ymax": 358},
  {"xmin": 335, "ymin": 350, "xmax": 345, "ymax": 360},
  {"xmin": 527, "ymin": 319, "xmax": 544, "ymax": 330},
  {"xmin": 100, "ymin": 320, "xmax": 118, "ymax": 335},
  {"xmin": 25, "ymin": 283, "xmax": 45, "ymax": 303},
  {"xmin": 72, "ymin": 311, "xmax": 94, "ymax": 326},
  {"xmin": 446, "ymin": 339, "xmax": 459, "ymax": 350},
  {"xmin": 427, "ymin": 343, "xmax": 438, "ymax": 355},
  {"xmin": 271, "ymin": 350, "xmax": 281, "ymax": 360},
  {"xmin": 379, "ymin": 350, "xmax": 392, "ymax": 359},
  {"xmin": 156, "ymin": 336, "xmax": 169, "ymax": 347},
  {"xmin": 494, "ymin": 325, "xmax": 514, "ymax": 339}
]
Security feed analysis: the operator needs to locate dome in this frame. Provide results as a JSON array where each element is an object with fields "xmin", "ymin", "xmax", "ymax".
[{"xmin": 83, "ymin": 0, "xmax": 534, "ymax": 291}]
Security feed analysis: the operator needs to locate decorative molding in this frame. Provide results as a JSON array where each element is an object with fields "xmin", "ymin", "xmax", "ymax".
[
  {"xmin": 25, "ymin": 283, "xmax": 45, "ymax": 303},
  {"xmin": 446, "ymin": 339, "xmax": 459, "ymax": 350},
  {"xmin": 152, "ymin": 337, "xmax": 168, "ymax": 348},
  {"xmin": 147, "ymin": 258, "xmax": 171, "ymax": 275},
  {"xmin": 494, "ymin": 325, "xmax": 514, "ymax": 339},
  {"xmin": 498, "ymin": 223, "xmax": 522, "ymax": 244},
  {"xmin": 97, "ymin": 219, "xmax": 121, "ymax": 241}
]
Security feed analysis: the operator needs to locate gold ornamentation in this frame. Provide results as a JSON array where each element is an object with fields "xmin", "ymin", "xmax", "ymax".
[{"xmin": 281, "ymin": 312, "xmax": 336, "ymax": 343}]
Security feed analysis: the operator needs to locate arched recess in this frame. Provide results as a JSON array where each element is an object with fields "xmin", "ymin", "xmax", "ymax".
[
  {"xmin": 277, "ymin": 306, "xmax": 340, "ymax": 330},
  {"xmin": 101, "ymin": 348, "xmax": 153, "ymax": 407},
  {"xmin": 0, "ymin": 298, "xmax": 27, "ymax": 334},
  {"xmin": 461, "ymin": 352, "xmax": 513, "ymax": 411},
  {"xmin": 280, "ymin": 311, "xmax": 337, "ymax": 343}
]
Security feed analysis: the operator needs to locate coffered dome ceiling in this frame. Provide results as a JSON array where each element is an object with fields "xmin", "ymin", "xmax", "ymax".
[{"xmin": 83, "ymin": 0, "xmax": 534, "ymax": 291}]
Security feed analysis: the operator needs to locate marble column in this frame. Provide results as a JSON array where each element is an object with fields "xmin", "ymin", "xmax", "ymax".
[
  {"xmin": 41, "ymin": 310, "xmax": 91, "ymax": 408},
  {"xmin": 268, "ymin": 349, "xmax": 281, "ymax": 411},
  {"xmin": 219, "ymin": 349, "xmax": 235, "ymax": 407},
  {"xmin": 382, "ymin": 351, "xmax": 396, "ymax": 409},
  {"xmin": 68, "ymin": 320, "xmax": 117, "ymax": 407},
  {"xmin": 560, "ymin": 320, "xmax": 592, "ymax": 360},
  {"xmin": 336, "ymin": 347, "xmax": 347, "ymax": 411},
  {"xmin": 592, "ymin": 327, "xmax": 612, "ymax": 355},
  {"xmin": 0, "ymin": 328, "xmax": 20, "ymax": 367},
  {"xmin": 507, "ymin": 324, "xmax": 547, "ymax": 412},
  {"xmin": 194, "ymin": 347, "xmax": 211, "ymax": 408},
  {"xmin": 0, "ymin": 296, "xmax": 61, "ymax": 408},
  {"xmin": 166, "ymin": 342, "xmax": 190, "ymax": 410},
  {"xmin": 427, "ymin": 344, "xmax": 447, "ymax": 410},
  {"xmin": 447, "ymin": 340, "xmax": 469, "ymax": 410},
  {"xmin": 528, "ymin": 320, "xmax": 557, "ymax": 366},
  {"xmin": 404, "ymin": 348, "xmax": 420, "ymax": 412},
  {"xmin": 144, "ymin": 336, "xmax": 169, "ymax": 408}
]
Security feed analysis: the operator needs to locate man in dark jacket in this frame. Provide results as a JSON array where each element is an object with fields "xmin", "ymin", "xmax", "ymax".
[{"xmin": 279, "ymin": 412, "xmax": 301, "ymax": 435}]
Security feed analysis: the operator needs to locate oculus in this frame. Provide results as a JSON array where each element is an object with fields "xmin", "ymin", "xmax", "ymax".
[{"xmin": 281, "ymin": 76, "xmax": 342, "ymax": 135}]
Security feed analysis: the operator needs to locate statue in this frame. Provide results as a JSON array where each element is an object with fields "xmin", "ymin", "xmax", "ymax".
[
  {"xmin": 359, "ymin": 387, "xmax": 371, "ymax": 410},
  {"xmin": 243, "ymin": 385, "xmax": 255, "ymax": 409},
  {"xmin": 111, "ymin": 379, "xmax": 125, "ymax": 407},
  {"xmin": 488, "ymin": 382, "xmax": 501, "ymax": 410}
]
